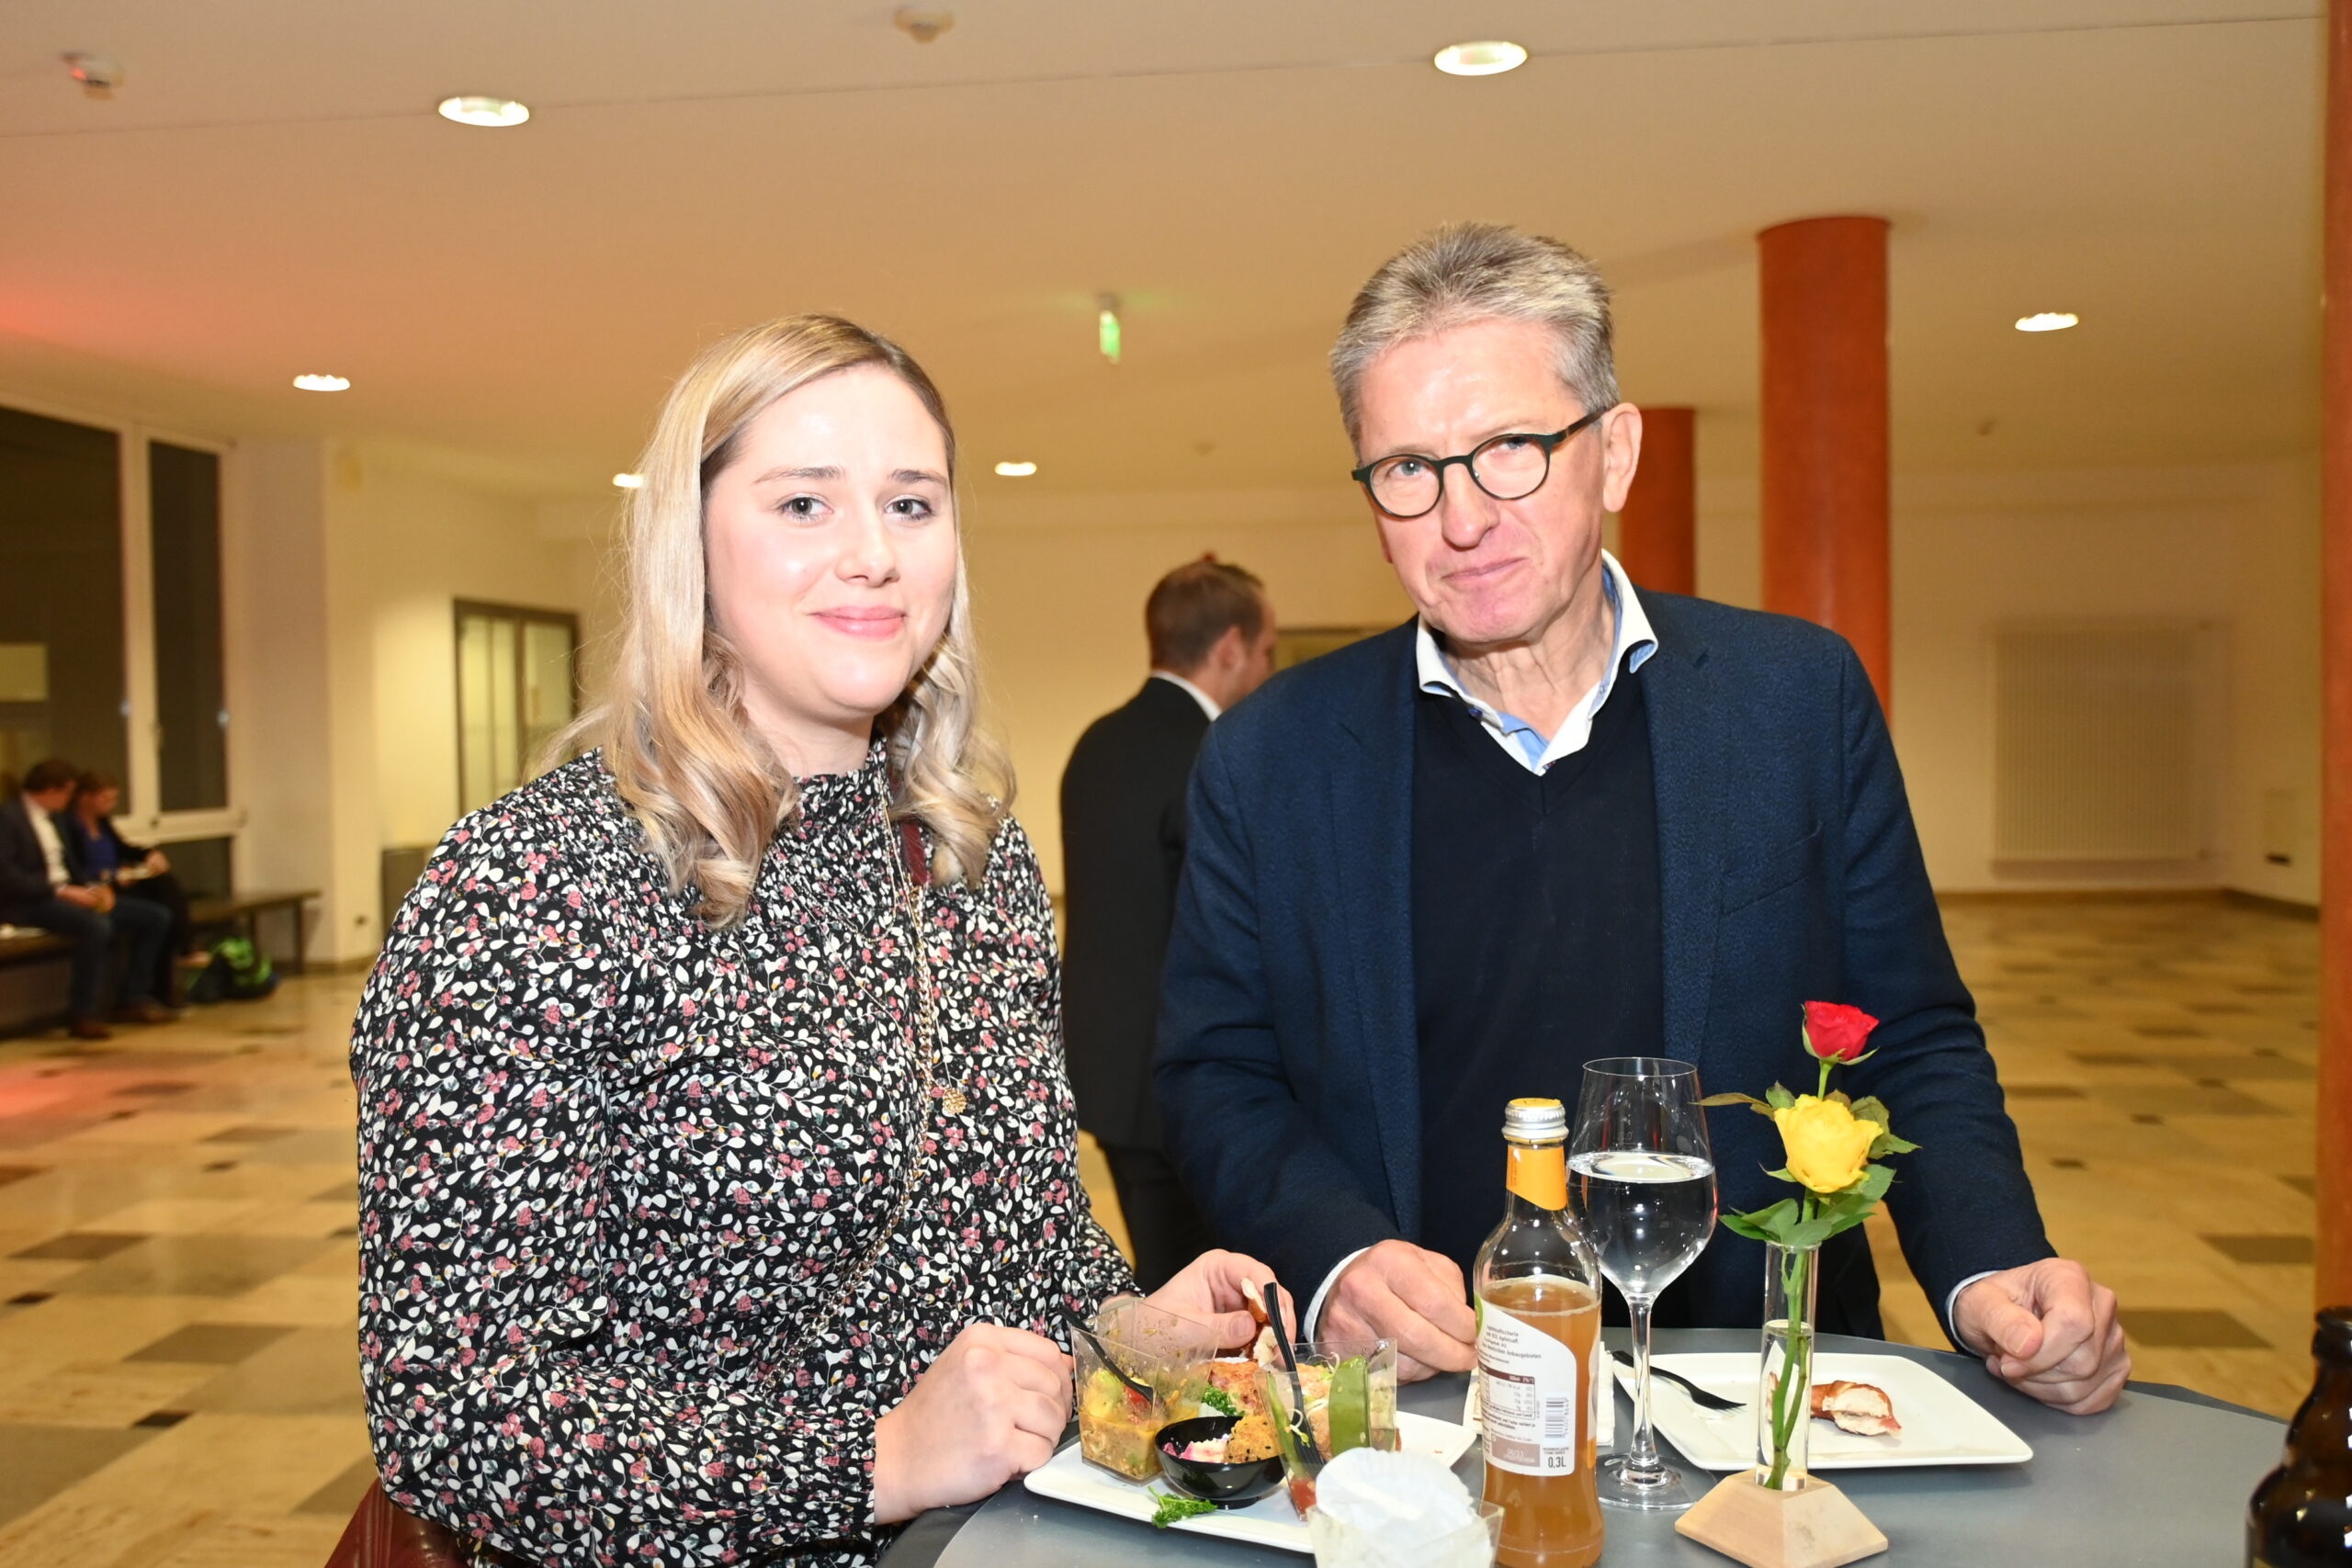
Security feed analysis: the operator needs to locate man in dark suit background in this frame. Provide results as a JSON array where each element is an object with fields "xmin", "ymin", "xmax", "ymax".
[
  {"xmin": 1062, "ymin": 558, "xmax": 1277, "ymax": 1289},
  {"xmin": 0, "ymin": 757, "xmax": 175, "ymax": 1039},
  {"xmin": 1157, "ymin": 223, "xmax": 2131, "ymax": 1416}
]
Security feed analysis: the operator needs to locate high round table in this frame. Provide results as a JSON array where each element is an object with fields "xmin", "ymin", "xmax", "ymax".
[{"xmin": 897, "ymin": 1328, "xmax": 2288, "ymax": 1568}]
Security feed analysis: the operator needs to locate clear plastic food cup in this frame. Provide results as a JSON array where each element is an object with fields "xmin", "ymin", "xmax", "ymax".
[
  {"xmin": 1072, "ymin": 1296, "xmax": 1227, "ymax": 1481},
  {"xmin": 1258, "ymin": 1337, "xmax": 1400, "ymax": 1512}
]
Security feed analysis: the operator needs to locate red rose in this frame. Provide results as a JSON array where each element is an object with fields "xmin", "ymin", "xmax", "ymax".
[{"xmin": 1803, "ymin": 1000, "xmax": 1880, "ymax": 1063}]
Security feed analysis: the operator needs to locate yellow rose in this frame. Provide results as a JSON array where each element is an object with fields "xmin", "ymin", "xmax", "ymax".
[{"xmin": 1772, "ymin": 1096, "xmax": 1879, "ymax": 1194}]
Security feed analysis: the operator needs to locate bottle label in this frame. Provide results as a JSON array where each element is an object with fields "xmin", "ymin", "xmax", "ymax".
[
  {"xmin": 1478, "ymin": 1303, "xmax": 1578, "ymax": 1475},
  {"xmin": 1507, "ymin": 1145, "xmax": 1567, "ymax": 1211}
]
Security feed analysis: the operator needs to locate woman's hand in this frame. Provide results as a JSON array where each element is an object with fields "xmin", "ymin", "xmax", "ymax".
[
  {"xmin": 1145, "ymin": 1248, "xmax": 1295, "ymax": 1351},
  {"xmin": 871, "ymin": 1324, "xmax": 1071, "ymax": 1524},
  {"xmin": 143, "ymin": 850, "xmax": 169, "ymax": 875}
]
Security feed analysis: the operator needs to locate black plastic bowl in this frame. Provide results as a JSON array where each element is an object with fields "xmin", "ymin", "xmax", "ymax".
[{"xmin": 1154, "ymin": 1416, "xmax": 1284, "ymax": 1508}]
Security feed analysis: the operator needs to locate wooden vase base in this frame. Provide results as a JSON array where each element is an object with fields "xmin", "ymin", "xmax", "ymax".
[{"xmin": 1674, "ymin": 1468, "xmax": 1888, "ymax": 1568}]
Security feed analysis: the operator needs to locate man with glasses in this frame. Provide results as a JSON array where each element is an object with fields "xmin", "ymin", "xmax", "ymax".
[{"xmin": 1157, "ymin": 223, "xmax": 2130, "ymax": 1416}]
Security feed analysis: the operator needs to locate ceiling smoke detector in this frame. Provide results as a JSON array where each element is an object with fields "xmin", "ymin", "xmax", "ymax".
[
  {"xmin": 894, "ymin": 7, "xmax": 955, "ymax": 43},
  {"xmin": 62, "ymin": 52, "xmax": 126, "ymax": 98}
]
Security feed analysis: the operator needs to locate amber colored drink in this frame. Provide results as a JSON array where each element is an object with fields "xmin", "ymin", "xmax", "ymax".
[
  {"xmin": 1481, "ymin": 1274, "xmax": 1605, "ymax": 1568},
  {"xmin": 1476, "ymin": 1099, "xmax": 1606, "ymax": 1568}
]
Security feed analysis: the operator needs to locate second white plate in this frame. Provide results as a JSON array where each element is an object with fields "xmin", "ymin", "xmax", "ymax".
[{"xmin": 1609, "ymin": 1351, "xmax": 2033, "ymax": 1471}]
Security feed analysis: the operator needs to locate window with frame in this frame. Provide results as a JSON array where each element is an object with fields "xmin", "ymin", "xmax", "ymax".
[
  {"xmin": 456, "ymin": 601, "xmax": 579, "ymax": 814},
  {"xmin": 0, "ymin": 404, "xmax": 232, "ymax": 872}
]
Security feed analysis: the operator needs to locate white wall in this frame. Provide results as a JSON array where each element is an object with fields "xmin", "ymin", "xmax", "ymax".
[
  {"xmin": 222, "ymin": 440, "xmax": 344, "ymax": 931},
  {"xmin": 332, "ymin": 447, "xmax": 609, "ymax": 853},
  {"xmin": 221, "ymin": 437, "xmax": 609, "ymax": 964},
  {"xmin": 2223, "ymin": 457, "xmax": 2323, "ymax": 904},
  {"xmin": 973, "ymin": 457, "xmax": 2320, "ymax": 906},
  {"xmin": 1696, "ymin": 455, "xmax": 2320, "ymax": 904},
  {"xmin": 961, "ymin": 485, "xmax": 1410, "ymax": 894}
]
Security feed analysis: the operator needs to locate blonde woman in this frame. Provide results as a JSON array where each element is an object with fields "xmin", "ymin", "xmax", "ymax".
[{"xmin": 351, "ymin": 316, "xmax": 1279, "ymax": 1566}]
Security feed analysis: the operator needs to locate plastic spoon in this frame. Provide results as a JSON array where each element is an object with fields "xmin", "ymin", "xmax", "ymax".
[
  {"xmin": 1263, "ymin": 1281, "xmax": 1315, "ymax": 1452},
  {"xmin": 1057, "ymin": 1308, "xmax": 1154, "ymax": 1401}
]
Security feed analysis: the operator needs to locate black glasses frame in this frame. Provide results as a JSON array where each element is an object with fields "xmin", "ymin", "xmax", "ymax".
[{"xmin": 1349, "ymin": 405, "xmax": 1611, "ymax": 520}]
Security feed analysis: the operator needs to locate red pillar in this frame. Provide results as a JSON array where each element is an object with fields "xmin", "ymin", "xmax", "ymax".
[
  {"xmin": 1758, "ymin": 216, "xmax": 1893, "ymax": 717},
  {"xmin": 1618, "ymin": 406, "xmax": 1696, "ymax": 596},
  {"xmin": 2318, "ymin": 0, "xmax": 2352, "ymax": 1309}
]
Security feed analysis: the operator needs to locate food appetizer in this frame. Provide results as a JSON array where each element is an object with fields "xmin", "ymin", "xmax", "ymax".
[{"xmin": 1810, "ymin": 1379, "xmax": 1902, "ymax": 1437}]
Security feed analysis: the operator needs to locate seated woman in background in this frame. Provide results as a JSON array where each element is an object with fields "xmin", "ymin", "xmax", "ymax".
[
  {"xmin": 62, "ymin": 771, "xmax": 196, "ymax": 1002},
  {"xmin": 352, "ymin": 315, "xmax": 1278, "ymax": 1567}
]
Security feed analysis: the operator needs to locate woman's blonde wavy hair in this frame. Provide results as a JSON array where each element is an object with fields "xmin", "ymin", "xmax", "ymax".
[{"xmin": 561, "ymin": 313, "xmax": 1011, "ymax": 925}]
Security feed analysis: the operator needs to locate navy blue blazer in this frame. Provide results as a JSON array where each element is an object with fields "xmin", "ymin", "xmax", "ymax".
[{"xmin": 1154, "ymin": 592, "xmax": 2054, "ymax": 1342}]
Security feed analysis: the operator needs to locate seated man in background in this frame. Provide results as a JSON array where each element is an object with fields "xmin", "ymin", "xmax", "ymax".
[
  {"xmin": 1062, "ymin": 558, "xmax": 1277, "ymax": 1288},
  {"xmin": 0, "ymin": 758, "xmax": 175, "ymax": 1039},
  {"xmin": 1157, "ymin": 223, "xmax": 2130, "ymax": 1415},
  {"xmin": 63, "ymin": 770, "xmax": 198, "ymax": 1004}
]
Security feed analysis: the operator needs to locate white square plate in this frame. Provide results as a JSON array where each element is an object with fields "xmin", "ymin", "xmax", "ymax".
[
  {"xmin": 1023, "ymin": 1411, "xmax": 1476, "ymax": 1553},
  {"xmin": 1610, "ymin": 1352, "xmax": 2034, "ymax": 1471}
]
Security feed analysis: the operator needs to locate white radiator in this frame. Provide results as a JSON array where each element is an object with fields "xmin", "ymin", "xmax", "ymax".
[{"xmin": 1992, "ymin": 621, "xmax": 2212, "ymax": 863}]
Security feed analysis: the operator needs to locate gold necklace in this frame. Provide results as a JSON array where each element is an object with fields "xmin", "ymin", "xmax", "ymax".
[{"xmin": 887, "ymin": 815, "xmax": 967, "ymax": 1117}]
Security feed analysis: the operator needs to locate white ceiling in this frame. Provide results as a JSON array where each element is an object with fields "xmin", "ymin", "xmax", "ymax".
[{"xmin": 0, "ymin": 1, "xmax": 2324, "ymax": 499}]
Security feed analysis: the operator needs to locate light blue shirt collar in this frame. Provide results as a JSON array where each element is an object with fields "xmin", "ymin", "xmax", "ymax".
[{"xmin": 1414, "ymin": 550, "xmax": 1659, "ymax": 773}]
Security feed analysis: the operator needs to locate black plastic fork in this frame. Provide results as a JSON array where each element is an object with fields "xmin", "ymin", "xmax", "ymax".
[{"xmin": 1612, "ymin": 1348, "xmax": 1747, "ymax": 1411}]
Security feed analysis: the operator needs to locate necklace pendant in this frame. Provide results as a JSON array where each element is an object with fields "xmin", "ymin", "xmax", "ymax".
[{"xmin": 941, "ymin": 1084, "xmax": 968, "ymax": 1115}]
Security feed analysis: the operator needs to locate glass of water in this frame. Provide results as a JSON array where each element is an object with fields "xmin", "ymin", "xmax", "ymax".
[{"xmin": 1568, "ymin": 1056, "xmax": 1717, "ymax": 1510}]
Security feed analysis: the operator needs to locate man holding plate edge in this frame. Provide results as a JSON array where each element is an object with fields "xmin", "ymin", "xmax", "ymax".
[{"xmin": 1154, "ymin": 221, "xmax": 2130, "ymax": 1416}]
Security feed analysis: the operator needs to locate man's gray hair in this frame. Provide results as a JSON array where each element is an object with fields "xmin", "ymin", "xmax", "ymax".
[{"xmin": 1330, "ymin": 221, "xmax": 1619, "ymax": 449}]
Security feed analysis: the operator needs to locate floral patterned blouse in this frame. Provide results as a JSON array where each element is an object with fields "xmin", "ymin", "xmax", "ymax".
[{"xmin": 352, "ymin": 749, "xmax": 1136, "ymax": 1566}]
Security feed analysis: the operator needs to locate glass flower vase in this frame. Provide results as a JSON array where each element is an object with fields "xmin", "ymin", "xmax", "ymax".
[{"xmin": 1757, "ymin": 1240, "xmax": 1820, "ymax": 1491}]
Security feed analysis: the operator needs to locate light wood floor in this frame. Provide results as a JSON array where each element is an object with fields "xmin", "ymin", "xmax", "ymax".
[{"xmin": 0, "ymin": 892, "xmax": 2313, "ymax": 1562}]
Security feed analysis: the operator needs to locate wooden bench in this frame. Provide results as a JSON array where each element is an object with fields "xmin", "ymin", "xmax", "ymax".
[
  {"xmin": 189, "ymin": 889, "xmax": 320, "ymax": 975},
  {"xmin": 0, "ymin": 928, "xmax": 72, "ymax": 1036}
]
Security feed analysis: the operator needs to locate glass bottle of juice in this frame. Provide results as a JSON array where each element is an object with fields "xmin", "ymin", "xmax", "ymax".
[{"xmin": 1475, "ymin": 1097, "xmax": 1606, "ymax": 1568}]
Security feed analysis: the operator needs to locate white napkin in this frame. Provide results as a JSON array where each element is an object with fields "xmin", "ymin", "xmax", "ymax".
[{"xmin": 1313, "ymin": 1449, "xmax": 1485, "ymax": 1568}]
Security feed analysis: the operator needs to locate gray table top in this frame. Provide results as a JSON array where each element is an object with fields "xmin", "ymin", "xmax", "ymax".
[{"xmin": 922, "ymin": 1328, "xmax": 2286, "ymax": 1568}]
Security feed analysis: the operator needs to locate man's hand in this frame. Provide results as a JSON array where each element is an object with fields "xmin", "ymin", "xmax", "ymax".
[
  {"xmin": 872, "ymin": 1323, "xmax": 1071, "ymax": 1523},
  {"xmin": 56, "ymin": 884, "xmax": 105, "ymax": 911},
  {"xmin": 1953, "ymin": 1258, "xmax": 2129, "ymax": 1414},
  {"xmin": 1322, "ymin": 1240, "xmax": 1476, "ymax": 1382},
  {"xmin": 1147, "ymin": 1248, "xmax": 1293, "ymax": 1350}
]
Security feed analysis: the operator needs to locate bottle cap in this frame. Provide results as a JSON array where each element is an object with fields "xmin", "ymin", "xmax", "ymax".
[{"xmin": 1502, "ymin": 1097, "xmax": 1567, "ymax": 1145}]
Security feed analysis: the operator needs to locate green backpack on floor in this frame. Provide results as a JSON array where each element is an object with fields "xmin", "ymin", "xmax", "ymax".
[{"xmin": 187, "ymin": 936, "xmax": 277, "ymax": 1004}]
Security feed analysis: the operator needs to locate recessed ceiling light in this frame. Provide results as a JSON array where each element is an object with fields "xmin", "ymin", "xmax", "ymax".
[
  {"xmin": 2014, "ymin": 311, "xmax": 2079, "ymax": 333},
  {"xmin": 612, "ymin": 472, "xmax": 646, "ymax": 490},
  {"xmin": 437, "ymin": 96, "xmax": 530, "ymax": 128},
  {"xmin": 993, "ymin": 461, "xmax": 1037, "ymax": 478},
  {"xmin": 292, "ymin": 373, "xmax": 350, "ymax": 391},
  {"xmin": 1432, "ymin": 40, "xmax": 1528, "ymax": 76}
]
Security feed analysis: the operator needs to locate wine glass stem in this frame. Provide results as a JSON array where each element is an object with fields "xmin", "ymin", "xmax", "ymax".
[{"xmin": 1627, "ymin": 1297, "xmax": 1665, "ymax": 1481}]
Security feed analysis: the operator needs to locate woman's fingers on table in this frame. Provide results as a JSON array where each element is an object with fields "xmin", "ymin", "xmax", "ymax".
[{"xmin": 873, "ymin": 1327, "xmax": 1060, "ymax": 1520}]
